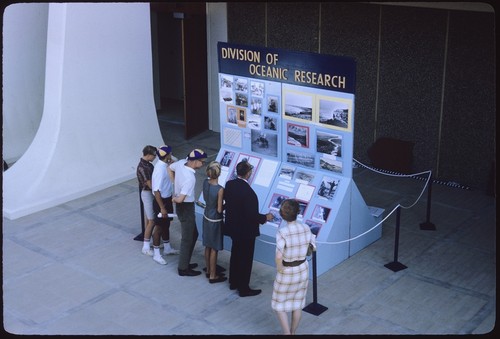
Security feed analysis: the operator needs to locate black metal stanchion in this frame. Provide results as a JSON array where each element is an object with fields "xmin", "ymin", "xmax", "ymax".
[
  {"xmin": 303, "ymin": 251, "xmax": 328, "ymax": 316},
  {"xmin": 384, "ymin": 206, "xmax": 407, "ymax": 272},
  {"xmin": 420, "ymin": 174, "xmax": 436, "ymax": 230},
  {"xmin": 134, "ymin": 188, "xmax": 145, "ymax": 241}
]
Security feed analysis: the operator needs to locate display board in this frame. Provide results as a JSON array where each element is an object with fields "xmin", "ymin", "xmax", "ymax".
[{"xmin": 195, "ymin": 42, "xmax": 380, "ymax": 276}]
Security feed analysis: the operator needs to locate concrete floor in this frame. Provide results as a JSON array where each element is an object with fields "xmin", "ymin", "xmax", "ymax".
[{"xmin": 2, "ymin": 117, "xmax": 496, "ymax": 335}]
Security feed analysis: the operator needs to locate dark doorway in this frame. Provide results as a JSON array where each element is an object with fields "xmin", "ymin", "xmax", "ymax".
[{"xmin": 150, "ymin": 2, "xmax": 209, "ymax": 139}]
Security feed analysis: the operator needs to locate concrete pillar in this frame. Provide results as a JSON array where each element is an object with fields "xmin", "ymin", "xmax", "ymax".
[{"xmin": 3, "ymin": 3, "xmax": 164, "ymax": 219}]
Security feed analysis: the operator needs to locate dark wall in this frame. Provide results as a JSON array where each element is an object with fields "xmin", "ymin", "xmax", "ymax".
[{"xmin": 227, "ymin": 2, "xmax": 495, "ymax": 192}]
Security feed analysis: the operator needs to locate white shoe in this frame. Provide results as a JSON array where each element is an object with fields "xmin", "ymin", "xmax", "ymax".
[
  {"xmin": 164, "ymin": 248, "xmax": 180, "ymax": 255},
  {"xmin": 153, "ymin": 256, "xmax": 167, "ymax": 265},
  {"xmin": 142, "ymin": 248, "xmax": 154, "ymax": 256}
]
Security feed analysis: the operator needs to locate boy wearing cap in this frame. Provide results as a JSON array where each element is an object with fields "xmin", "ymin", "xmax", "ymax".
[
  {"xmin": 151, "ymin": 145, "xmax": 179, "ymax": 265},
  {"xmin": 170, "ymin": 148, "xmax": 207, "ymax": 276}
]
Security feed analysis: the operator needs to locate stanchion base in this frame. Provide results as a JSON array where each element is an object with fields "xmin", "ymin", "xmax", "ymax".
[
  {"xmin": 420, "ymin": 222, "xmax": 436, "ymax": 231},
  {"xmin": 133, "ymin": 233, "xmax": 144, "ymax": 241},
  {"xmin": 303, "ymin": 302, "xmax": 328, "ymax": 316},
  {"xmin": 384, "ymin": 261, "xmax": 407, "ymax": 272}
]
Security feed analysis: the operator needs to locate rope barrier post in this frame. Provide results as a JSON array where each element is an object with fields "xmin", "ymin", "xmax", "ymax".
[
  {"xmin": 419, "ymin": 174, "xmax": 436, "ymax": 231},
  {"xmin": 303, "ymin": 250, "xmax": 328, "ymax": 316},
  {"xmin": 134, "ymin": 187, "xmax": 145, "ymax": 241},
  {"xmin": 384, "ymin": 206, "xmax": 407, "ymax": 272}
]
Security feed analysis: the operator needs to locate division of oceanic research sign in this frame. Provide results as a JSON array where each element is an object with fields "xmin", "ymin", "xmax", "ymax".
[{"xmin": 218, "ymin": 42, "xmax": 356, "ymax": 94}]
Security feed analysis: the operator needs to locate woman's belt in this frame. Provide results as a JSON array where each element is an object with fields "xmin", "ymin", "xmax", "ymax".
[
  {"xmin": 203, "ymin": 215, "xmax": 223, "ymax": 223},
  {"xmin": 282, "ymin": 259, "xmax": 306, "ymax": 267}
]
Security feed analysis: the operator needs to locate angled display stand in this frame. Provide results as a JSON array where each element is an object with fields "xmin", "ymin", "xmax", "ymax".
[{"xmin": 195, "ymin": 42, "xmax": 381, "ymax": 277}]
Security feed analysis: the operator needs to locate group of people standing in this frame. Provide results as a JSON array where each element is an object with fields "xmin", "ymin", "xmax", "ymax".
[{"xmin": 136, "ymin": 144, "xmax": 316, "ymax": 335}]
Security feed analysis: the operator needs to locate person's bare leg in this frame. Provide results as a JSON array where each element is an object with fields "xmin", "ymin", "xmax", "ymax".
[
  {"xmin": 204, "ymin": 247, "xmax": 210, "ymax": 276},
  {"xmin": 290, "ymin": 310, "xmax": 302, "ymax": 335},
  {"xmin": 209, "ymin": 249, "xmax": 218, "ymax": 279},
  {"xmin": 275, "ymin": 311, "xmax": 291, "ymax": 335}
]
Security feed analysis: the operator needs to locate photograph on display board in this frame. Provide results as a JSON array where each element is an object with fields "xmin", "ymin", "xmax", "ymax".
[
  {"xmin": 228, "ymin": 153, "xmax": 261, "ymax": 184},
  {"xmin": 264, "ymin": 116, "xmax": 278, "ymax": 131},
  {"xmin": 283, "ymin": 90, "xmax": 313, "ymax": 122},
  {"xmin": 235, "ymin": 77, "xmax": 248, "ymax": 92},
  {"xmin": 297, "ymin": 200, "xmax": 308, "ymax": 219},
  {"xmin": 220, "ymin": 75, "xmax": 233, "ymax": 104},
  {"xmin": 251, "ymin": 130, "xmax": 278, "ymax": 157},
  {"xmin": 319, "ymin": 155, "xmax": 343, "ymax": 174},
  {"xmin": 220, "ymin": 150, "xmax": 235, "ymax": 168},
  {"xmin": 247, "ymin": 113, "xmax": 261, "ymax": 130},
  {"xmin": 316, "ymin": 130, "xmax": 342, "ymax": 157},
  {"xmin": 318, "ymin": 176, "xmax": 340, "ymax": 200},
  {"xmin": 251, "ymin": 80, "xmax": 265, "ymax": 97},
  {"xmin": 269, "ymin": 193, "xmax": 288, "ymax": 209},
  {"xmin": 312, "ymin": 204, "xmax": 331, "ymax": 223},
  {"xmin": 267, "ymin": 95, "xmax": 279, "ymax": 113},
  {"xmin": 250, "ymin": 97, "xmax": 263, "ymax": 115},
  {"xmin": 305, "ymin": 220, "xmax": 323, "ymax": 236},
  {"xmin": 268, "ymin": 209, "xmax": 283, "ymax": 227},
  {"xmin": 226, "ymin": 105, "xmax": 238, "ymax": 125},
  {"xmin": 287, "ymin": 123, "xmax": 309, "ymax": 148},
  {"xmin": 237, "ymin": 108, "xmax": 247, "ymax": 128},
  {"xmin": 295, "ymin": 170, "xmax": 314, "ymax": 183},
  {"xmin": 287, "ymin": 151, "xmax": 315, "ymax": 168},
  {"xmin": 279, "ymin": 165, "xmax": 296, "ymax": 180},
  {"xmin": 317, "ymin": 95, "xmax": 352, "ymax": 132},
  {"xmin": 236, "ymin": 92, "xmax": 248, "ymax": 107}
]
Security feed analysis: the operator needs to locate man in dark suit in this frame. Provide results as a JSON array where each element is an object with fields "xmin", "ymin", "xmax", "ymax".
[{"xmin": 224, "ymin": 160, "xmax": 273, "ymax": 297}]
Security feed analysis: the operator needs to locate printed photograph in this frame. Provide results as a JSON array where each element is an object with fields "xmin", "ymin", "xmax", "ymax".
[
  {"xmin": 295, "ymin": 170, "xmax": 314, "ymax": 183},
  {"xmin": 269, "ymin": 193, "xmax": 288, "ymax": 209},
  {"xmin": 236, "ymin": 92, "xmax": 248, "ymax": 107},
  {"xmin": 297, "ymin": 200, "xmax": 308, "ymax": 219},
  {"xmin": 251, "ymin": 130, "xmax": 278, "ymax": 157},
  {"xmin": 318, "ymin": 96, "xmax": 351, "ymax": 131},
  {"xmin": 319, "ymin": 155, "xmax": 343, "ymax": 174},
  {"xmin": 237, "ymin": 108, "xmax": 247, "ymax": 128},
  {"xmin": 287, "ymin": 151, "xmax": 315, "ymax": 168},
  {"xmin": 279, "ymin": 165, "xmax": 296, "ymax": 180},
  {"xmin": 251, "ymin": 80, "xmax": 265, "ymax": 97},
  {"xmin": 312, "ymin": 205, "xmax": 331, "ymax": 223},
  {"xmin": 220, "ymin": 150, "xmax": 235, "ymax": 168},
  {"xmin": 267, "ymin": 95, "xmax": 279, "ymax": 113},
  {"xmin": 318, "ymin": 176, "xmax": 340, "ymax": 200},
  {"xmin": 247, "ymin": 114, "xmax": 261, "ymax": 130},
  {"xmin": 305, "ymin": 220, "xmax": 323, "ymax": 236},
  {"xmin": 250, "ymin": 97, "xmax": 263, "ymax": 115},
  {"xmin": 267, "ymin": 209, "xmax": 283, "ymax": 227},
  {"xmin": 264, "ymin": 116, "xmax": 278, "ymax": 131},
  {"xmin": 234, "ymin": 77, "xmax": 248, "ymax": 92},
  {"xmin": 316, "ymin": 130, "xmax": 342, "ymax": 157},
  {"xmin": 287, "ymin": 123, "xmax": 309, "ymax": 148},
  {"xmin": 284, "ymin": 91, "xmax": 313, "ymax": 121},
  {"xmin": 220, "ymin": 75, "xmax": 233, "ymax": 103},
  {"xmin": 226, "ymin": 105, "xmax": 237, "ymax": 125}
]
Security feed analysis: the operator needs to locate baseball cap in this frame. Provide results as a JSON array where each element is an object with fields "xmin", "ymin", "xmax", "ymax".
[
  {"xmin": 157, "ymin": 145, "xmax": 172, "ymax": 157},
  {"xmin": 187, "ymin": 148, "xmax": 207, "ymax": 161}
]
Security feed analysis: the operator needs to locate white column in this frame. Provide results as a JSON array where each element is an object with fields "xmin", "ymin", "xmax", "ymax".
[{"xmin": 3, "ymin": 3, "xmax": 164, "ymax": 220}]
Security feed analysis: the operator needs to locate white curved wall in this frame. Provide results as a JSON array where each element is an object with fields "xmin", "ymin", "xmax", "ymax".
[
  {"xmin": 2, "ymin": 3, "xmax": 48, "ymax": 164},
  {"xmin": 3, "ymin": 3, "xmax": 164, "ymax": 219}
]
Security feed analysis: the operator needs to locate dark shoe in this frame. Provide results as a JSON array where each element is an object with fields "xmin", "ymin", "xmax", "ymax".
[
  {"xmin": 189, "ymin": 263, "xmax": 198, "ymax": 269},
  {"xmin": 206, "ymin": 272, "xmax": 225, "ymax": 278},
  {"xmin": 209, "ymin": 276, "xmax": 227, "ymax": 284},
  {"xmin": 178, "ymin": 269, "xmax": 201, "ymax": 277},
  {"xmin": 239, "ymin": 288, "xmax": 261, "ymax": 297},
  {"xmin": 203, "ymin": 265, "xmax": 226, "ymax": 273}
]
